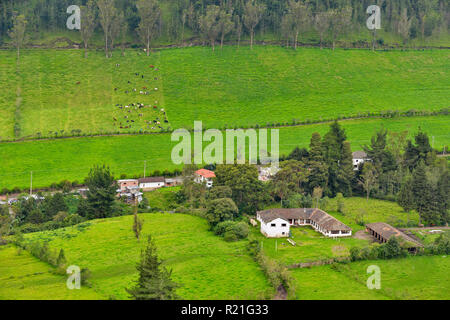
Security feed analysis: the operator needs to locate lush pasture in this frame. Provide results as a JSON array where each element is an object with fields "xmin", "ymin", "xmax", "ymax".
[
  {"xmin": 144, "ymin": 186, "xmax": 181, "ymax": 211},
  {"xmin": 0, "ymin": 115, "xmax": 448, "ymax": 190},
  {"xmin": 326, "ymin": 197, "xmax": 420, "ymax": 228},
  {"xmin": 0, "ymin": 49, "xmax": 167, "ymax": 140},
  {"xmin": 291, "ymin": 255, "xmax": 450, "ymax": 300},
  {"xmin": 24, "ymin": 213, "xmax": 272, "ymax": 300},
  {"xmin": 251, "ymin": 223, "xmax": 369, "ymax": 266},
  {"xmin": 162, "ymin": 46, "xmax": 450, "ymax": 130},
  {"xmin": 0, "ymin": 244, "xmax": 103, "ymax": 300},
  {"xmin": 0, "ymin": 46, "xmax": 449, "ymax": 139}
]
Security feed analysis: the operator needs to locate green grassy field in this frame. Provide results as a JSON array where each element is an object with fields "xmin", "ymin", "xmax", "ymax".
[
  {"xmin": 0, "ymin": 244, "xmax": 103, "ymax": 300},
  {"xmin": 291, "ymin": 255, "xmax": 450, "ymax": 300},
  {"xmin": 21, "ymin": 213, "xmax": 272, "ymax": 300},
  {"xmin": 0, "ymin": 115, "xmax": 448, "ymax": 190},
  {"xmin": 326, "ymin": 197, "xmax": 420, "ymax": 228},
  {"xmin": 251, "ymin": 225, "xmax": 370, "ymax": 266},
  {"xmin": 144, "ymin": 186, "xmax": 181, "ymax": 211},
  {"xmin": 1, "ymin": 46, "xmax": 449, "ymax": 140}
]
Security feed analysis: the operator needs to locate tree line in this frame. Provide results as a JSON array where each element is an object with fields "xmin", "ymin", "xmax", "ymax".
[
  {"xmin": 175, "ymin": 121, "xmax": 449, "ymax": 227},
  {"xmin": 1, "ymin": 0, "xmax": 449, "ymax": 53}
]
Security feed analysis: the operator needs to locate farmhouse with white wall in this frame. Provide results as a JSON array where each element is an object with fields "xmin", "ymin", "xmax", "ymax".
[
  {"xmin": 352, "ymin": 151, "xmax": 369, "ymax": 170},
  {"xmin": 138, "ymin": 177, "xmax": 166, "ymax": 191},
  {"xmin": 257, "ymin": 208, "xmax": 352, "ymax": 238},
  {"xmin": 194, "ymin": 169, "xmax": 216, "ymax": 188}
]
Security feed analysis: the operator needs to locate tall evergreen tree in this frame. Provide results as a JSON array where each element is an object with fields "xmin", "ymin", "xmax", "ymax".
[
  {"xmin": 126, "ymin": 235, "xmax": 179, "ymax": 300},
  {"xmin": 337, "ymin": 141, "xmax": 355, "ymax": 196},
  {"xmin": 322, "ymin": 121, "xmax": 346, "ymax": 196},
  {"xmin": 307, "ymin": 132, "xmax": 328, "ymax": 192},
  {"xmin": 85, "ymin": 165, "xmax": 117, "ymax": 219}
]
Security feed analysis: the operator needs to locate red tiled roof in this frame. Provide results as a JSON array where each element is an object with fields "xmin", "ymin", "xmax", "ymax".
[{"xmin": 195, "ymin": 169, "xmax": 216, "ymax": 178}]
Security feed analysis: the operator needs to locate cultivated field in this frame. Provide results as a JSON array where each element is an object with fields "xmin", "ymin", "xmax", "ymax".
[
  {"xmin": 0, "ymin": 115, "xmax": 448, "ymax": 190},
  {"xmin": 20, "ymin": 213, "xmax": 272, "ymax": 300},
  {"xmin": 291, "ymin": 255, "xmax": 450, "ymax": 300},
  {"xmin": 0, "ymin": 46, "xmax": 449, "ymax": 140}
]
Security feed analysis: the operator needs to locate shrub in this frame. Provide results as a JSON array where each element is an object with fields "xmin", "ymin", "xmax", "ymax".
[{"xmin": 214, "ymin": 221, "xmax": 249, "ymax": 240}]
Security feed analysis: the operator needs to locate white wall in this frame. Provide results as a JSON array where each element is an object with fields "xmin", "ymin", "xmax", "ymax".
[
  {"xmin": 260, "ymin": 218, "xmax": 290, "ymax": 238},
  {"xmin": 140, "ymin": 182, "xmax": 165, "ymax": 189}
]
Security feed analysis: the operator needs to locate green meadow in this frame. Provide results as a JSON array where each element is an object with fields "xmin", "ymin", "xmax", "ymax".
[
  {"xmin": 291, "ymin": 255, "xmax": 450, "ymax": 300},
  {"xmin": 0, "ymin": 244, "xmax": 103, "ymax": 300},
  {"xmin": 0, "ymin": 115, "xmax": 448, "ymax": 190},
  {"xmin": 326, "ymin": 197, "xmax": 421, "ymax": 228},
  {"xmin": 21, "ymin": 213, "xmax": 272, "ymax": 300},
  {"xmin": 0, "ymin": 46, "xmax": 449, "ymax": 140}
]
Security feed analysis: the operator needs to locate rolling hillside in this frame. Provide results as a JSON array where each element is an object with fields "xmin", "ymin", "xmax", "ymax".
[
  {"xmin": 19, "ymin": 213, "xmax": 272, "ymax": 300},
  {"xmin": 0, "ymin": 46, "xmax": 449, "ymax": 140},
  {"xmin": 0, "ymin": 115, "xmax": 448, "ymax": 190}
]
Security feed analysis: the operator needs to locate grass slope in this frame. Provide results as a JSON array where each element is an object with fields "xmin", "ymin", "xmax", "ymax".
[
  {"xmin": 0, "ymin": 46, "xmax": 449, "ymax": 139},
  {"xmin": 0, "ymin": 115, "xmax": 448, "ymax": 190},
  {"xmin": 291, "ymin": 255, "xmax": 450, "ymax": 300},
  {"xmin": 0, "ymin": 244, "xmax": 103, "ymax": 300},
  {"xmin": 25, "ymin": 213, "xmax": 272, "ymax": 300}
]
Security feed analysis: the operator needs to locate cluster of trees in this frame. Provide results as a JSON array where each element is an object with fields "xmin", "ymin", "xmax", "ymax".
[
  {"xmin": 174, "ymin": 121, "xmax": 448, "ymax": 228},
  {"xmin": 350, "ymin": 236, "xmax": 408, "ymax": 261},
  {"xmin": 176, "ymin": 165, "xmax": 258, "ymax": 240},
  {"xmin": 2, "ymin": 0, "xmax": 448, "ymax": 52},
  {"xmin": 0, "ymin": 165, "xmax": 134, "ymax": 238},
  {"xmin": 276, "ymin": 122, "xmax": 448, "ymax": 226},
  {"xmin": 350, "ymin": 230, "xmax": 450, "ymax": 261}
]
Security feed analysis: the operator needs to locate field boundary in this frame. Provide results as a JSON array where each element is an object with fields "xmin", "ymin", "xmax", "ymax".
[{"xmin": 1, "ymin": 110, "xmax": 448, "ymax": 145}]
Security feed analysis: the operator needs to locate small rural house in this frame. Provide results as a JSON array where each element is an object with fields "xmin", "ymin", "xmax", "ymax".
[
  {"xmin": 117, "ymin": 179, "xmax": 139, "ymax": 192},
  {"xmin": 352, "ymin": 151, "xmax": 368, "ymax": 170},
  {"xmin": 366, "ymin": 222, "xmax": 423, "ymax": 253},
  {"xmin": 258, "ymin": 165, "xmax": 279, "ymax": 181},
  {"xmin": 256, "ymin": 208, "xmax": 352, "ymax": 238},
  {"xmin": 165, "ymin": 177, "xmax": 183, "ymax": 187},
  {"xmin": 194, "ymin": 169, "xmax": 215, "ymax": 188},
  {"xmin": 138, "ymin": 177, "xmax": 165, "ymax": 191}
]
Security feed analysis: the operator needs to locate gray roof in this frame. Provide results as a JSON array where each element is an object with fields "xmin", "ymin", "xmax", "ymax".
[
  {"xmin": 257, "ymin": 208, "xmax": 351, "ymax": 231},
  {"xmin": 352, "ymin": 151, "xmax": 367, "ymax": 159},
  {"xmin": 366, "ymin": 223, "xmax": 423, "ymax": 248},
  {"xmin": 138, "ymin": 177, "xmax": 165, "ymax": 183}
]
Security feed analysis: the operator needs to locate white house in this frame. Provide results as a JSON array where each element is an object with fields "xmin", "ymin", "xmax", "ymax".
[
  {"xmin": 138, "ymin": 177, "xmax": 165, "ymax": 191},
  {"xmin": 257, "ymin": 215, "xmax": 290, "ymax": 238},
  {"xmin": 194, "ymin": 169, "xmax": 215, "ymax": 188},
  {"xmin": 257, "ymin": 208, "xmax": 352, "ymax": 238},
  {"xmin": 352, "ymin": 151, "xmax": 368, "ymax": 170}
]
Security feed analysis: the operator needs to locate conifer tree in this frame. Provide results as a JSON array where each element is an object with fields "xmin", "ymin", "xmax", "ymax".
[
  {"xmin": 307, "ymin": 132, "xmax": 328, "ymax": 192},
  {"xmin": 126, "ymin": 236, "xmax": 179, "ymax": 300}
]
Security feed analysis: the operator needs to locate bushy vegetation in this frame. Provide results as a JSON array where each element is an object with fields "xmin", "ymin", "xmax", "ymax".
[{"xmin": 349, "ymin": 237, "xmax": 408, "ymax": 262}]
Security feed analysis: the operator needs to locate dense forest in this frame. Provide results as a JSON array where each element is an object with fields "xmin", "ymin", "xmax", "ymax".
[{"xmin": 0, "ymin": 0, "xmax": 449, "ymax": 47}]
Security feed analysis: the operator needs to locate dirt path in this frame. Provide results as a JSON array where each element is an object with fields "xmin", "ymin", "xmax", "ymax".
[{"xmin": 273, "ymin": 284, "xmax": 287, "ymax": 300}]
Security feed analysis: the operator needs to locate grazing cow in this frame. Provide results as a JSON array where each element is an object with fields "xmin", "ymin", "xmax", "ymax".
[
  {"xmin": 164, "ymin": 119, "xmax": 169, "ymax": 123},
  {"xmin": 76, "ymin": 81, "xmax": 81, "ymax": 85}
]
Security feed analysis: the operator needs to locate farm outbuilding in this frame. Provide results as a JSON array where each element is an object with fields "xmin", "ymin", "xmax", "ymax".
[{"xmin": 366, "ymin": 222, "xmax": 424, "ymax": 253}]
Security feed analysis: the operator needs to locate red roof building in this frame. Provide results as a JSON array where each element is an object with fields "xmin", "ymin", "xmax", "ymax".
[{"xmin": 194, "ymin": 169, "xmax": 216, "ymax": 187}]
